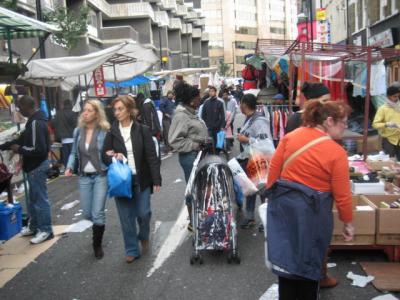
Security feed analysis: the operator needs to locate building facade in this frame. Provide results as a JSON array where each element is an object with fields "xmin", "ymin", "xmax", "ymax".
[
  {"xmin": 202, "ymin": 0, "xmax": 297, "ymax": 77},
  {"xmin": 0, "ymin": 0, "xmax": 210, "ymax": 71}
]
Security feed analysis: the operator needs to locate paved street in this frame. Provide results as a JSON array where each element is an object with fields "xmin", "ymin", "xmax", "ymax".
[{"xmin": 0, "ymin": 115, "xmax": 397, "ymax": 300}]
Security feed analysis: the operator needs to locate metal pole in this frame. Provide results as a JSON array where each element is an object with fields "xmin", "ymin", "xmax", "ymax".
[
  {"xmin": 309, "ymin": 0, "xmax": 314, "ymax": 48},
  {"xmin": 362, "ymin": 47, "xmax": 372, "ymax": 160},
  {"xmin": 35, "ymin": 0, "xmax": 46, "ymax": 59},
  {"xmin": 300, "ymin": 42, "xmax": 306, "ymax": 106},
  {"xmin": 186, "ymin": 22, "xmax": 190, "ymax": 67},
  {"xmin": 6, "ymin": 28, "xmax": 12, "ymax": 63},
  {"xmin": 340, "ymin": 58, "xmax": 345, "ymax": 100},
  {"xmin": 288, "ymin": 53, "xmax": 294, "ymax": 113},
  {"xmin": 159, "ymin": 26, "xmax": 163, "ymax": 70},
  {"xmin": 232, "ymin": 42, "xmax": 235, "ymax": 77}
]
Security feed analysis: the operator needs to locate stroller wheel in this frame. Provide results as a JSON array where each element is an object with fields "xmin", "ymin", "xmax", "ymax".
[
  {"xmin": 190, "ymin": 254, "xmax": 203, "ymax": 265},
  {"xmin": 199, "ymin": 256, "xmax": 204, "ymax": 264}
]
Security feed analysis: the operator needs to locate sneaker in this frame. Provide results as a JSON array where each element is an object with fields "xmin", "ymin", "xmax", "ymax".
[
  {"xmin": 187, "ymin": 223, "xmax": 194, "ymax": 232},
  {"xmin": 30, "ymin": 231, "xmax": 54, "ymax": 244},
  {"xmin": 240, "ymin": 219, "xmax": 256, "ymax": 229},
  {"xmin": 20, "ymin": 226, "xmax": 35, "ymax": 237}
]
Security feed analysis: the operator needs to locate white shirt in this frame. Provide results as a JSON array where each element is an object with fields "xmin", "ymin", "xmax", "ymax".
[{"xmin": 119, "ymin": 122, "xmax": 136, "ymax": 175}]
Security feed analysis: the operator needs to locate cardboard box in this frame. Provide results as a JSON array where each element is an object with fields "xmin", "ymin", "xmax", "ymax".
[
  {"xmin": 366, "ymin": 158, "xmax": 396, "ymax": 171},
  {"xmin": 362, "ymin": 194, "xmax": 400, "ymax": 245},
  {"xmin": 331, "ymin": 195, "xmax": 376, "ymax": 245},
  {"xmin": 356, "ymin": 135, "xmax": 382, "ymax": 154}
]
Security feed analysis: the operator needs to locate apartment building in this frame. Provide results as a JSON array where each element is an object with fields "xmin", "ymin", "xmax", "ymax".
[
  {"xmin": 202, "ymin": 0, "xmax": 297, "ymax": 77},
  {"xmin": 0, "ymin": 0, "xmax": 209, "ymax": 71}
]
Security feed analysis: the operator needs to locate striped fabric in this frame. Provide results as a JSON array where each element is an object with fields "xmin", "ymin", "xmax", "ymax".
[{"xmin": 0, "ymin": 6, "xmax": 59, "ymax": 40}]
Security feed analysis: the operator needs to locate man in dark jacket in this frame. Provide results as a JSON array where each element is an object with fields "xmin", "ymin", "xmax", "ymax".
[
  {"xmin": 52, "ymin": 99, "xmax": 78, "ymax": 169},
  {"xmin": 159, "ymin": 91, "xmax": 175, "ymax": 153},
  {"xmin": 0, "ymin": 95, "xmax": 53, "ymax": 244},
  {"xmin": 201, "ymin": 86, "xmax": 226, "ymax": 152},
  {"xmin": 135, "ymin": 93, "xmax": 162, "ymax": 141}
]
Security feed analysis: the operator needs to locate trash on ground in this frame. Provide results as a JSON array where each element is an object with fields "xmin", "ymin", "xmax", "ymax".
[
  {"xmin": 371, "ymin": 294, "xmax": 399, "ymax": 300},
  {"xmin": 74, "ymin": 212, "xmax": 82, "ymax": 216},
  {"xmin": 259, "ymin": 283, "xmax": 278, "ymax": 300},
  {"xmin": 173, "ymin": 178, "xmax": 183, "ymax": 183},
  {"xmin": 327, "ymin": 263, "xmax": 337, "ymax": 268},
  {"xmin": 63, "ymin": 220, "xmax": 93, "ymax": 233},
  {"xmin": 347, "ymin": 271, "xmax": 374, "ymax": 287},
  {"xmin": 61, "ymin": 200, "xmax": 80, "ymax": 211}
]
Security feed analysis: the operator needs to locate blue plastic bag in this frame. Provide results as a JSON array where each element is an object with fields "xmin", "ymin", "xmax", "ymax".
[
  {"xmin": 107, "ymin": 158, "xmax": 132, "ymax": 198},
  {"xmin": 233, "ymin": 179, "xmax": 244, "ymax": 207},
  {"xmin": 216, "ymin": 130, "xmax": 225, "ymax": 149},
  {"xmin": 40, "ymin": 95, "xmax": 49, "ymax": 119}
]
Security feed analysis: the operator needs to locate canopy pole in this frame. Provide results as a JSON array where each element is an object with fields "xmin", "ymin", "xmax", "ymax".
[
  {"xmin": 78, "ymin": 75, "xmax": 83, "ymax": 109},
  {"xmin": 26, "ymin": 33, "xmax": 50, "ymax": 64},
  {"xmin": 362, "ymin": 47, "xmax": 372, "ymax": 161},
  {"xmin": 300, "ymin": 42, "xmax": 306, "ymax": 106},
  {"xmin": 340, "ymin": 58, "xmax": 345, "ymax": 101},
  {"xmin": 288, "ymin": 53, "xmax": 294, "ymax": 113},
  {"xmin": 6, "ymin": 27, "xmax": 13, "ymax": 63},
  {"xmin": 113, "ymin": 63, "xmax": 119, "ymax": 94}
]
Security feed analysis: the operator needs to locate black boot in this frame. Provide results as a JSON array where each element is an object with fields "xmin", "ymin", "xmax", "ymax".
[{"xmin": 92, "ymin": 224, "xmax": 105, "ymax": 259}]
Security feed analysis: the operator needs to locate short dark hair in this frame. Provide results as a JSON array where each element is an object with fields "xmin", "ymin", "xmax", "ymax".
[
  {"xmin": 387, "ymin": 84, "xmax": 400, "ymax": 96},
  {"xmin": 209, "ymin": 86, "xmax": 217, "ymax": 92},
  {"xmin": 174, "ymin": 82, "xmax": 200, "ymax": 105},
  {"xmin": 301, "ymin": 82, "xmax": 330, "ymax": 100},
  {"xmin": 18, "ymin": 95, "xmax": 35, "ymax": 109},
  {"xmin": 241, "ymin": 94, "xmax": 257, "ymax": 110}
]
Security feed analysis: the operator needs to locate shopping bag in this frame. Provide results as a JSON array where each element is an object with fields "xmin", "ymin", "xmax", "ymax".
[
  {"xmin": 247, "ymin": 139, "xmax": 275, "ymax": 190},
  {"xmin": 216, "ymin": 130, "xmax": 225, "ymax": 149},
  {"xmin": 258, "ymin": 203, "xmax": 272, "ymax": 270},
  {"xmin": 107, "ymin": 157, "xmax": 132, "ymax": 198},
  {"xmin": 227, "ymin": 158, "xmax": 257, "ymax": 196},
  {"xmin": 184, "ymin": 150, "xmax": 203, "ymax": 198},
  {"xmin": 233, "ymin": 179, "xmax": 244, "ymax": 206}
]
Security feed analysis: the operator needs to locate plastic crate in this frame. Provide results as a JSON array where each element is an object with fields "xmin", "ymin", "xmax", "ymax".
[{"xmin": 0, "ymin": 202, "xmax": 22, "ymax": 241}]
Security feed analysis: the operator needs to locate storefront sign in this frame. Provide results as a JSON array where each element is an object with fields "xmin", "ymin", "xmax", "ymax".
[
  {"xmin": 317, "ymin": 20, "xmax": 330, "ymax": 43},
  {"xmin": 93, "ymin": 66, "xmax": 106, "ymax": 97},
  {"xmin": 316, "ymin": 8, "xmax": 326, "ymax": 21},
  {"xmin": 368, "ymin": 28, "xmax": 394, "ymax": 48}
]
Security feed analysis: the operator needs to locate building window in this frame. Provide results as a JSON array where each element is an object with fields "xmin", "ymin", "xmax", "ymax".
[
  {"xmin": 236, "ymin": 56, "xmax": 245, "ymax": 64},
  {"xmin": 368, "ymin": 0, "xmax": 380, "ymax": 24},
  {"xmin": 349, "ymin": 3, "xmax": 356, "ymax": 33},
  {"xmin": 235, "ymin": 41, "xmax": 257, "ymax": 50},
  {"xmin": 209, "ymin": 40, "xmax": 223, "ymax": 49},
  {"xmin": 270, "ymin": 27, "xmax": 285, "ymax": 34},
  {"xmin": 235, "ymin": 27, "xmax": 258, "ymax": 35},
  {"xmin": 383, "ymin": 0, "xmax": 392, "ymax": 17}
]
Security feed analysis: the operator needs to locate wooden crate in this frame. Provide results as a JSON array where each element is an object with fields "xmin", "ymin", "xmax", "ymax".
[{"xmin": 331, "ymin": 195, "xmax": 376, "ymax": 245}]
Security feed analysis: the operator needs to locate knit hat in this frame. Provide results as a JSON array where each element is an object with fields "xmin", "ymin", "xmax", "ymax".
[
  {"xmin": 387, "ymin": 84, "xmax": 400, "ymax": 96},
  {"xmin": 301, "ymin": 82, "xmax": 330, "ymax": 100}
]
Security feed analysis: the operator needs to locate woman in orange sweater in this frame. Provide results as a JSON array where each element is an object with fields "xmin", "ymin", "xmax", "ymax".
[{"xmin": 266, "ymin": 100, "xmax": 354, "ymax": 300}]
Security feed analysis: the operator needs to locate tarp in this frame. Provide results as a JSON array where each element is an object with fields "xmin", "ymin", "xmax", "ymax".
[
  {"xmin": 21, "ymin": 41, "xmax": 159, "ymax": 91},
  {"xmin": 0, "ymin": 6, "xmax": 60, "ymax": 39},
  {"xmin": 105, "ymin": 75, "xmax": 150, "ymax": 88},
  {"xmin": 153, "ymin": 67, "xmax": 217, "ymax": 77}
]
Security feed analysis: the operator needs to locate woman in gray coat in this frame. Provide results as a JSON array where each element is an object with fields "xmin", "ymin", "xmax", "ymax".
[{"xmin": 168, "ymin": 82, "xmax": 209, "ymax": 231}]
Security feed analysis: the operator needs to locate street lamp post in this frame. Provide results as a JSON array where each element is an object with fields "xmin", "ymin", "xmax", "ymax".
[{"xmin": 158, "ymin": 26, "xmax": 163, "ymax": 70}]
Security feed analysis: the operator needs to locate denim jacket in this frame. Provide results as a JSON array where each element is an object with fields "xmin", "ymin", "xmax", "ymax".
[
  {"xmin": 266, "ymin": 180, "xmax": 334, "ymax": 281},
  {"xmin": 66, "ymin": 127, "xmax": 108, "ymax": 174}
]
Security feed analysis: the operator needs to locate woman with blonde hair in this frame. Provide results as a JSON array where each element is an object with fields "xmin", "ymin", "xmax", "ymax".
[
  {"xmin": 102, "ymin": 95, "xmax": 161, "ymax": 263},
  {"xmin": 65, "ymin": 99, "xmax": 110, "ymax": 259}
]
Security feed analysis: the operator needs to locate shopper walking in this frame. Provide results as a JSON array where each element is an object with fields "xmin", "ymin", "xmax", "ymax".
[
  {"xmin": 236, "ymin": 94, "xmax": 272, "ymax": 229},
  {"xmin": 201, "ymin": 86, "xmax": 225, "ymax": 153},
  {"xmin": 65, "ymin": 100, "xmax": 110, "ymax": 259},
  {"xmin": 169, "ymin": 82, "xmax": 209, "ymax": 232},
  {"xmin": 0, "ymin": 95, "xmax": 53, "ymax": 244},
  {"xmin": 52, "ymin": 99, "xmax": 78, "ymax": 172},
  {"xmin": 266, "ymin": 100, "xmax": 354, "ymax": 300},
  {"xmin": 160, "ymin": 91, "xmax": 175, "ymax": 154},
  {"xmin": 285, "ymin": 82, "xmax": 331, "ymax": 134},
  {"xmin": 373, "ymin": 84, "xmax": 400, "ymax": 159},
  {"xmin": 103, "ymin": 95, "xmax": 161, "ymax": 263}
]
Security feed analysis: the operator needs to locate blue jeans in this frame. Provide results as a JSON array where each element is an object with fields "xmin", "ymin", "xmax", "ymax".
[
  {"xmin": 60, "ymin": 143, "xmax": 73, "ymax": 167},
  {"xmin": 26, "ymin": 160, "xmax": 53, "ymax": 234},
  {"xmin": 115, "ymin": 186, "xmax": 151, "ymax": 257},
  {"xmin": 178, "ymin": 151, "xmax": 197, "ymax": 205},
  {"xmin": 78, "ymin": 174, "xmax": 108, "ymax": 225},
  {"xmin": 245, "ymin": 193, "xmax": 266, "ymax": 220}
]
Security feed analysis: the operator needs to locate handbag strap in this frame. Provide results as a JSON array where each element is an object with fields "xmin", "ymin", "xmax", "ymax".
[{"xmin": 282, "ymin": 136, "xmax": 331, "ymax": 171}]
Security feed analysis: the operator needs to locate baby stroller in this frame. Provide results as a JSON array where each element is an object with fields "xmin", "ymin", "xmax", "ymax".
[{"xmin": 190, "ymin": 154, "xmax": 240, "ymax": 265}]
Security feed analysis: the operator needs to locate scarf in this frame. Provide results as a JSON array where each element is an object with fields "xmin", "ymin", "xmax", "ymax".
[{"xmin": 386, "ymin": 99, "xmax": 400, "ymax": 113}]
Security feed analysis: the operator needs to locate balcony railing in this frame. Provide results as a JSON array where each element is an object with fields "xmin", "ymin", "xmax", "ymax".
[
  {"xmin": 176, "ymin": 4, "xmax": 187, "ymax": 16},
  {"xmin": 160, "ymin": 0, "xmax": 177, "ymax": 11},
  {"xmin": 169, "ymin": 18, "xmax": 182, "ymax": 30},
  {"xmin": 192, "ymin": 28, "xmax": 202, "ymax": 38},
  {"xmin": 201, "ymin": 32, "xmax": 209, "ymax": 41},
  {"xmin": 185, "ymin": 11, "xmax": 198, "ymax": 20},
  {"xmin": 101, "ymin": 26, "xmax": 139, "ymax": 43},
  {"xmin": 155, "ymin": 11, "xmax": 170, "ymax": 27},
  {"xmin": 194, "ymin": 18, "xmax": 205, "ymax": 26},
  {"xmin": 182, "ymin": 23, "xmax": 192, "ymax": 34},
  {"xmin": 87, "ymin": 0, "xmax": 155, "ymax": 20}
]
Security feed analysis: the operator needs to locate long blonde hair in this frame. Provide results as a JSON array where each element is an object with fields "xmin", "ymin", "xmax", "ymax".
[{"xmin": 78, "ymin": 99, "xmax": 110, "ymax": 130}]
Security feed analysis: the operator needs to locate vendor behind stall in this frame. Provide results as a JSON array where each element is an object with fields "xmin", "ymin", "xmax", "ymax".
[{"xmin": 372, "ymin": 84, "xmax": 400, "ymax": 159}]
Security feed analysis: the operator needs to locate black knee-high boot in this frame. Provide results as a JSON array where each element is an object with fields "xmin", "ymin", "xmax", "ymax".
[{"xmin": 92, "ymin": 224, "xmax": 105, "ymax": 259}]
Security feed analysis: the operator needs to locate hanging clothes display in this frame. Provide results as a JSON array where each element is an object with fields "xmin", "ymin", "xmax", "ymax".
[{"xmin": 260, "ymin": 105, "xmax": 293, "ymax": 146}]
